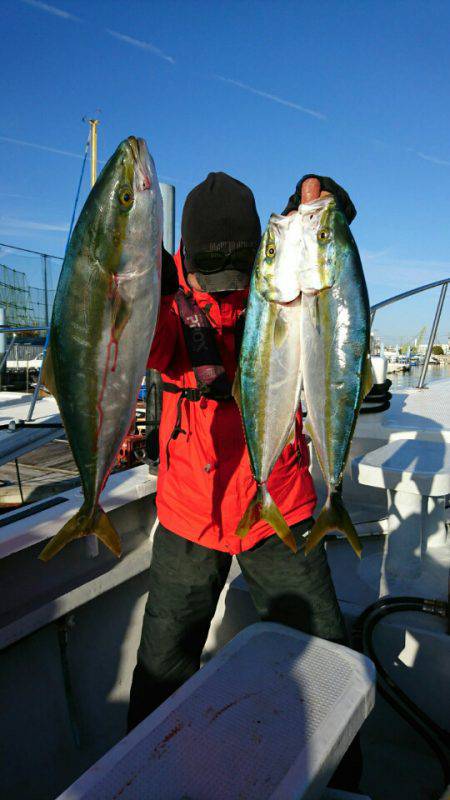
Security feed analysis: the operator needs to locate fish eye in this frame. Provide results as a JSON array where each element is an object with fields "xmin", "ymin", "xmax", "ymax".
[
  {"xmin": 265, "ymin": 243, "xmax": 276, "ymax": 260},
  {"xmin": 317, "ymin": 228, "xmax": 330, "ymax": 242},
  {"xmin": 118, "ymin": 187, "xmax": 134, "ymax": 208}
]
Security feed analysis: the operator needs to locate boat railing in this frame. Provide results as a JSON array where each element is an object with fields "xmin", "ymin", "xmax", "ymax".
[
  {"xmin": 0, "ymin": 278, "xmax": 448, "ymax": 405},
  {"xmin": 370, "ymin": 277, "xmax": 449, "ymax": 389}
]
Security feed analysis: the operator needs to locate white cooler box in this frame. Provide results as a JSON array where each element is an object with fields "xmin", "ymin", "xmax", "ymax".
[{"xmin": 57, "ymin": 622, "xmax": 375, "ymax": 800}]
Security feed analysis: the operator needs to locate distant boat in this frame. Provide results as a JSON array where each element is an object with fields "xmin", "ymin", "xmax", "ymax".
[{"xmin": 386, "ymin": 354, "xmax": 411, "ymax": 373}]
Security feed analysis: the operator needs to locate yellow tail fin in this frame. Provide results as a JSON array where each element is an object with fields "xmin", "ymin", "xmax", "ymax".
[
  {"xmin": 305, "ymin": 491, "xmax": 362, "ymax": 558},
  {"xmin": 236, "ymin": 484, "xmax": 297, "ymax": 553},
  {"xmin": 39, "ymin": 504, "xmax": 122, "ymax": 562}
]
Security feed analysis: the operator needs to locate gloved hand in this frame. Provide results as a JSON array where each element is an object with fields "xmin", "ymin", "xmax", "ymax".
[
  {"xmin": 282, "ymin": 174, "xmax": 356, "ymax": 224},
  {"xmin": 161, "ymin": 245, "xmax": 179, "ymax": 295}
]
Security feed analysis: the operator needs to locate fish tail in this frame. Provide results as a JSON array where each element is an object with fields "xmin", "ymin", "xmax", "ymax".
[
  {"xmin": 39, "ymin": 504, "xmax": 122, "ymax": 562},
  {"xmin": 305, "ymin": 491, "xmax": 362, "ymax": 558},
  {"xmin": 236, "ymin": 483, "xmax": 297, "ymax": 553}
]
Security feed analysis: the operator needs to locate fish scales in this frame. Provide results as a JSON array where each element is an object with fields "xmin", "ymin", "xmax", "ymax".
[
  {"xmin": 40, "ymin": 136, "xmax": 162, "ymax": 561},
  {"xmin": 235, "ymin": 213, "xmax": 304, "ymax": 551},
  {"xmin": 299, "ymin": 196, "xmax": 371, "ymax": 556},
  {"xmin": 241, "ymin": 285, "xmax": 302, "ymax": 482}
]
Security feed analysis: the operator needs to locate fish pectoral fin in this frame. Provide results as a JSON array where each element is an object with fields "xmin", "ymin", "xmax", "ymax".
[
  {"xmin": 285, "ymin": 421, "xmax": 296, "ymax": 446},
  {"xmin": 111, "ymin": 283, "xmax": 131, "ymax": 341},
  {"xmin": 40, "ymin": 344, "xmax": 59, "ymax": 404},
  {"xmin": 232, "ymin": 365, "xmax": 242, "ymax": 411},
  {"xmin": 360, "ymin": 354, "xmax": 374, "ymax": 401},
  {"xmin": 236, "ymin": 484, "xmax": 297, "ymax": 553},
  {"xmin": 274, "ymin": 310, "xmax": 288, "ymax": 348},
  {"xmin": 305, "ymin": 491, "xmax": 362, "ymax": 558},
  {"xmin": 39, "ymin": 504, "xmax": 122, "ymax": 562},
  {"xmin": 309, "ymin": 295, "xmax": 319, "ymax": 330}
]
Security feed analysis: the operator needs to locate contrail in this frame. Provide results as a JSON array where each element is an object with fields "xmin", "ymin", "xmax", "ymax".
[
  {"xmin": 0, "ymin": 192, "xmax": 37, "ymax": 200},
  {"xmin": 0, "ymin": 135, "xmax": 84, "ymax": 159},
  {"xmin": 415, "ymin": 150, "xmax": 450, "ymax": 167},
  {"xmin": 20, "ymin": 0, "xmax": 80, "ymax": 22},
  {"xmin": 0, "ymin": 216, "xmax": 69, "ymax": 232},
  {"xmin": 106, "ymin": 29, "xmax": 175, "ymax": 64},
  {"xmin": 215, "ymin": 75, "xmax": 326, "ymax": 120}
]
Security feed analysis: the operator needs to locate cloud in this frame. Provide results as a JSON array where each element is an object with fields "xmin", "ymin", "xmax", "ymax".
[
  {"xmin": 106, "ymin": 29, "xmax": 175, "ymax": 64},
  {"xmin": 214, "ymin": 75, "xmax": 326, "ymax": 120},
  {"xmin": 0, "ymin": 135, "xmax": 84, "ymax": 159},
  {"xmin": 415, "ymin": 151, "xmax": 450, "ymax": 167},
  {"xmin": 360, "ymin": 247, "xmax": 393, "ymax": 262},
  {"xmin": 20, "ymin": 0, "xmax": 80, "ymax": 21},
  {"xmin": 0, "ymin": 216, "xmax": 69, "ymax": 233}
]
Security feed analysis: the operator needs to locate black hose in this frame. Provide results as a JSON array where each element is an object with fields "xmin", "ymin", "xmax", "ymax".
[
  {"xmin": 354, "ymin": 598, "xmax": 449, "ymax": 743},
  {"xmin": 366, "ymin": 379, "xmax": 393, "ymax": 397},
  {"xmin": 359, "ymin": 399, "xmax": 391, "ymax": 414},
  {"xmin": 362, "ymin": 393, "xmax": 392, "ymax": 404},
  {"xmin": 353, "ymin": 596, "xmax": 450, "ymax": 789},
  {"xmin": 359, "ymin": 378, "xmax": 392, "ymax": 414}
]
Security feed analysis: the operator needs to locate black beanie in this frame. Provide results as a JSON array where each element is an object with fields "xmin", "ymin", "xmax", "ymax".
[{"xmin": 181, "ymin": 172, "xmax": 261, "ymax": 254}]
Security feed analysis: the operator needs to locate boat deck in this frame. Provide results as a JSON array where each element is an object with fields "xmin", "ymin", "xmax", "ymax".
[{"xmin": 0, "ymin": 381, "xmax": 448, "ymax": 800}]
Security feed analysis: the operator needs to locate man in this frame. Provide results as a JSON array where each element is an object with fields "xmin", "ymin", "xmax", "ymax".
[{"xmin": 128, "ymin": 172, "xmax": 360, "ymax": 788}]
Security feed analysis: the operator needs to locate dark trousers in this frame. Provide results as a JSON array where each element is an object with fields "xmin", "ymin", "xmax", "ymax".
[{"xmin": 128, "ymin": 520, "xmax": 361, "ymax": 790}]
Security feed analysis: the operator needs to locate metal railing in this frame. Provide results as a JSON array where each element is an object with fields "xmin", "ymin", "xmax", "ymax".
[
  {"xmin": 370, "ymin": 278, "xmax": 449, "ymax": 389},
  {"xmin": 0, "ymin": 323, "xmax": 49, "ymax": 420},
  {"xmin": 0, "ymin": 277, "xmax": 447, "ymax": 404},
  {"xmin": 0, "ymin": 324, "xmax": 49, "ymax": 372}
]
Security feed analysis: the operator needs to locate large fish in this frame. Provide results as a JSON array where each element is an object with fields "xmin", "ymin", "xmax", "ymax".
[
  {"xmin": 39, "ymin": 137, "xmax": 162, "ymax": 561},
  {"xmin": 298, "ymin": 195, "xmax": 372, "ymax": 557},
  {"xmin": 234, "ymin": 212, "xmax": 304, "ymax": 552}
]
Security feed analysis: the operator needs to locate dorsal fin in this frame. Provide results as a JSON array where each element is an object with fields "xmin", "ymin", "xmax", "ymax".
[
  {"xmin": 232, "ymin": 364, "xmax": 242, "ymax": 410},
  {"xmin": 40, "ymin": 344, "xmax": 59, "ymax": 405},
  {"xmin": 360, "ymin": 354, "xmax": 374, "ymax": 401}
]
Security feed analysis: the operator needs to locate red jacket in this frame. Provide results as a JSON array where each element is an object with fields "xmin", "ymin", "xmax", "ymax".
[{"xmin": 148, "ymin": 249, "xmax": 316, "ymax": 554}]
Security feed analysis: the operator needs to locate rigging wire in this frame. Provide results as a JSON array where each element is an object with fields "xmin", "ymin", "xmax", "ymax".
[
  {"xmin": 26, "ymin": 131, "xmax": 91, "ymax": 424},
  {"xmin": 67, "ymin": 133, "xmax": 90, "ymax": 243}
]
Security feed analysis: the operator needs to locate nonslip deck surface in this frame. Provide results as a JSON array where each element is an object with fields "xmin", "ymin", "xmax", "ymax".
[{"xmin": 58, "ymin": 624, "xmax": 375, "ymax": 800}]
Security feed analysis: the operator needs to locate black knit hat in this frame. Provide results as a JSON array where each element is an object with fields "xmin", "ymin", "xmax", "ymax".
[{"xmin": 182, "ymin": 172, "xmax": 261, "ymax": 253}]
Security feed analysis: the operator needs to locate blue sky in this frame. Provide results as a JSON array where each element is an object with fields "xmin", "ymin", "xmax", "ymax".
[{"xmin": 1, "ymin": 0, "xmax": 449, "ymax": 343}]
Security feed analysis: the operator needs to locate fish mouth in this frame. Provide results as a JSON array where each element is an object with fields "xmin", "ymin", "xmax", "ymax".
[
  {"xmin": 127, "ymin": 136, "xmax": 152, "ymax": 191},
  {"xmin": 278, "ymin": 295, "xmax": 302, "ymax": 307},
  {"xmin": 264, "ymin": 289, "xmax": 301, "ymax": 304},
  {"xmin": 302, "ymin": 285, "xmax": 332, "ymax": 296},
  {"xmin": 298, "ymin": 195, "xmax": 335, "ymax": 215},
  {"xmin": 127, "ymin": 135, "xmax": 140, "ymax": 161}
]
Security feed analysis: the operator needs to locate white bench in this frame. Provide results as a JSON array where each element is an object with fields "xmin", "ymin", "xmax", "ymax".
[
  {"xmin": 352, "ymin": 439, "xmax": 450, "ymax": 583},
  {"xmin": 56, "ymin": 623, "xmax": 375, "ymax": 800}
]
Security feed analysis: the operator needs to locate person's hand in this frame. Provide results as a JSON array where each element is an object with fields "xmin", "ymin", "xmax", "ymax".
[
  {"xmin": 161, "ymin": 246, "xmax": 179, "ymax": 295},
  {"xmin": 282, "ymin": 174, "xmax": 356, "ymax": 223}
]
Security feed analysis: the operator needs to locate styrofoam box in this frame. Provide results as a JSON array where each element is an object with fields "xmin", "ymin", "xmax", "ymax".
[{"xmin": 57, "ymin": 623, "xmax": 375, "ymax": 800}]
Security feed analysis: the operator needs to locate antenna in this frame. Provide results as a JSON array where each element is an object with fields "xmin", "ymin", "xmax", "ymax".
[{"xmin": 82, "ymin": 113, "xmax": 101, "ymax": 187}]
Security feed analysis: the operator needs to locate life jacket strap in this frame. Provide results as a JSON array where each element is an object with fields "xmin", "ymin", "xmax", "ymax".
[
  {"xmin": 162, "ymin": 381, "xmax": 233, "ymax": 468},
  {"xmin": 162, "ymin": 382, "xmax": 203, "ymax": 402}
]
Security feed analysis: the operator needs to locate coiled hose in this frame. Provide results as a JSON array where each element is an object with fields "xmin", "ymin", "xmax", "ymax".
[
  {"xmin": 359, "ymin": 378, "xmax": 392, "ymax": 414},
  {"xmin": 353, "ymin": 596, "xmax": 450, "ymax": 792}
]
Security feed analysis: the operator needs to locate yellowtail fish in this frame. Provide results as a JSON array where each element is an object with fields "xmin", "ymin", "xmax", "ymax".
[
  {"xmin": 298, "ymin": 195, "xmax": 372, "ymax": 557},
  {"xmin": 234, "ymin": 212, "xmax": 304, "ymax": 552},
  {"xmin": 39, "ymin": 137, "xmax": 162, "ymax": 561}
]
